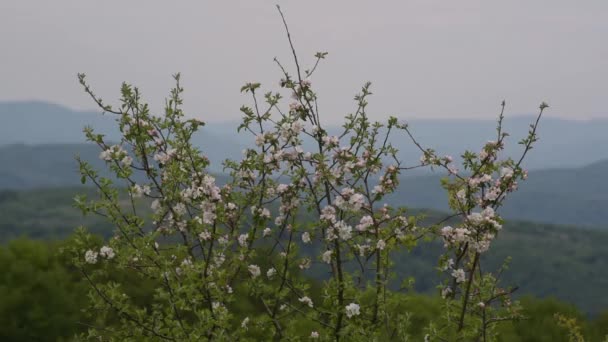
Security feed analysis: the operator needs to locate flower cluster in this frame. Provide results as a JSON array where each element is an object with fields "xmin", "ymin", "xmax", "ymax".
[{"xmin": 72, "ymin": 32, "xmax": 546, "ymax": 340}]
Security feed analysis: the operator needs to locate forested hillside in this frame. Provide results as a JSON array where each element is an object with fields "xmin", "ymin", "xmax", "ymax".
[
  {"xmin": 1, "ymin": 186, "xmax": 606, "ymax": 315},
  {"xmin": 3, "ymin": 142, "xmax": 608, "ymax": 227}
]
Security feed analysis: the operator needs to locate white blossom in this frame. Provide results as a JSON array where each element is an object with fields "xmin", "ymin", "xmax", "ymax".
[
  {"xmin": 345, "ymin": 303, "xmax": 360, "ymax": 318},
  {"xmin": 267, "ymin": 267, "xmax": 277, "ymax": 279},
  {"xmin": 241, "ymin": 317, "xmax": 250, "ymax": 329},
  {"xmin": 85, "ymin": 250, "xmax": 98, "ymax": 264},
  {"xmin": 452, "ymin": 268, "xmax": 466, "ymax": 283},
  {"xmin": 99, "ymin": 246, "xmax": 115, "ymax": 259},
  {"xmin": 238, "ymin": 234, "xmax": 248, "ymax": 247},
  {"xmin": 322, "ymin": 250, "xmax": 333, "ymax": 264},
  {"xmin": 301, "ymin": 232, "xmax": 311, "ymax": 244},
  {"xmin": 263, "ymin": 227, "xmax": 272, "ymax": 237},
  {"xmin": 99, "ymin": 149, "xmax": 112, "ymax": 161},
  {"xmin": 248, "ymin": 264, "xmax": 261, "ymax": 278},
  {"xmin": 376, "ymin": 239, "xmax": 386, "ymax": 250},
  {"xmin": 500, "ymin": 167, "xmax": 514, "ymax": 179},
  {"xmin": 121, "ymin": 155, "xmax": 133, "ymax": 167},
  {"xmin": 298, "ymin": 296, "xmax": 314, "ymax": 308},
  {"xmin": 151, "ymin": 199, "xmax": 162, "ymax": 213}
]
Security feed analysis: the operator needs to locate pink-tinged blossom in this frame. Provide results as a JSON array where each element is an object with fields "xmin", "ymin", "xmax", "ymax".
[
  {"xmin": 173, "ymin": 203, "xmax": 187, "ymax": 216},
  {"xmin": 154, "ymin": 148, "xmax": 177, "ymax": 164},
  {"xmin": 320, "ymin": 205, "xmax": 336, "ymax": 222},
  {"xmin": 372, "ymin": 185, "xmax": 384, "ymax": 195},
  {"xmin": 376, "ymin": 239, "xmax": 386, "ymax": 250},
  {"xmin": 321, "ymin": 135, "xmax": 339, "ymax": 147},
  {"xmin": 480, "ymin": 174, "xmax": 492, "ymax": 183},
  {"xmin": 99, "ymin": 145, "xmax": 126, "ymax": 162},
  {"xmin": 255, "ymin": 134, "xmax": 266, "ymax": 146},
  {"xmin": 310, "ymin": 331, "xmax": 319, "ymax": 339},
  {"xmin": 468, "ymin": 177, "xmax": 481, "ymax": 187},
  {"xmin": 356, "ymin": 215, "xmax": 374, "ymax": 231},
  {"xmin": 200, "ymin": 201, "xmax": 217, "ymax": 224},
  {"xmin": 467, "ymin": 212, "xmax": 484, "ymax": 225},
  {"xmin": 500, "ymin": 167, "xmax": 514, "ymax": 179},
  {"xmin": 301, "ymin": 78, "xmax": 312, "ymax": 87},
  {"xmin": 276, "ymin": 183, "xmax": 289, "ymax": 194},
  {"xmin": 453, "ymin": 228, "xmax": 470, "ymax": 242},
  {"xmin": 288, "ymin": 102, "xmax": 303, "ymax": 112},
  {"xmin": 481, "ymin": 207, "xmax": 495, "ymax": 219},
  {"xmin": 335, "ymin": 188, "xmax": 365, "ymax": 211},
  {"xmin": 335, "ymin": 221, "xmax": 353, "ymax": 241},
  {"xmin": 441, "ymin": 226, "xmax": 454, "ymax": 238},
  {"xmin": 99, "ymin": 150, "xmax": 112, "ymax": 161},
  {"xmin": 484, "ymin": 187, "xmax": 500, "ymax": 201},
  {"xmin": 199, "ymin": 231, "xmax": 211, "ymax": 241}
]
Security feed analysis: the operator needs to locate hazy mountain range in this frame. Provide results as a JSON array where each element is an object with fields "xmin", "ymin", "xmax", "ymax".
[
  {"xmin": 4, "ymin": 101, "xmax": 608, "ymax": 170},
  {"xmin": 2, "ymin": 100, "xmax": 607, "ymax": 226}
]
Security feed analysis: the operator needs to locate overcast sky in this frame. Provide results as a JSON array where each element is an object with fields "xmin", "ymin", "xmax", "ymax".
[{"xmin": 1, "ymin": 0, "xmax": 606, "ymax": 123}]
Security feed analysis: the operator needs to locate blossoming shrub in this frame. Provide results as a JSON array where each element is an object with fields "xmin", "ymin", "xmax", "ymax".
[{"xmin": 65, "ymin": 7, "xmax": 548, "ymax": 341}]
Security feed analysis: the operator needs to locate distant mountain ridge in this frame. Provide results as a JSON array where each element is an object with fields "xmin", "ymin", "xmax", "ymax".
[
  {"xmin": 4, "ymin": 100, "xmax": 608, "ymax": 170},
  {"xmin": 3, "ymin": 100, "xmax": 608, "ymax": 226},
  {"xmin": 0, "ymin": 141, "xmax": 607, "ymax": 227}
]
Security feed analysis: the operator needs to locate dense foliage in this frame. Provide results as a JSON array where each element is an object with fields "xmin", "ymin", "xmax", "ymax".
[
  {"xmin": 1, "ymin": 239, "xmax": 607, "ymax": 341},
  {"xmin": 58, "ymin": 8, "xmax": 563, "ymax": 340},
  {"xmin": 2, "ymin": 186, "xmax": 608, "ymax": 317}
]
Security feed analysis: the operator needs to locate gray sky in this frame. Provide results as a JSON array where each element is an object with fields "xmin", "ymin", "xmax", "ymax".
[{"xmin": 1, "ymin": 0, "xmax": 607, "ymax": 124}]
